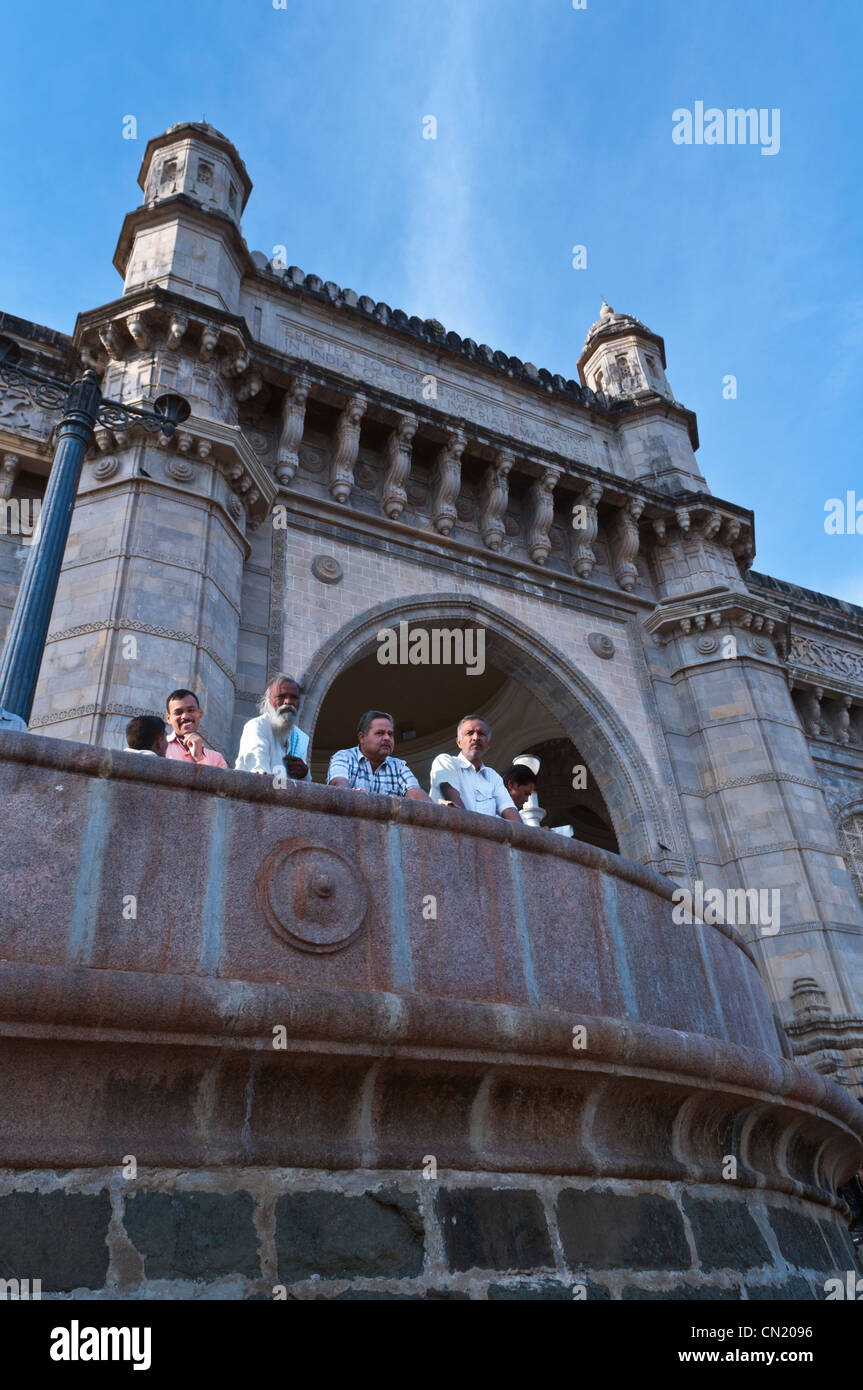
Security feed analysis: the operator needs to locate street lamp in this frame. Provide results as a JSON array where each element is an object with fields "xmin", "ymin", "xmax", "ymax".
[{"xmin": 0, "ymin": 334, "xmax": 190, "ymax": 722}]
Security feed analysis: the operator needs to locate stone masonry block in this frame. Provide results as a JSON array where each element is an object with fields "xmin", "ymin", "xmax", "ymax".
[
  {"xmin": 557, "ymin": 1189, "xmax": 690, "ymax": 1271},
  {"xmin": 275, "ymin": 1189, "xmax": 424, "ymax": 1281},
  {"xmin": 436, "ymin": 1187, "xmax": 553, "ymax": 1273},
  {"xmin": 0, "ymin": 1190, "xmax": 110, "ymax": 1292},
  {"xmin": 124, "ymin": 1191, "xmax": 259, "ymax": 1281}
]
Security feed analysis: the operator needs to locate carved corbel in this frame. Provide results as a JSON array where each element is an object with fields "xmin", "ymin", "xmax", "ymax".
[
  {"xmin": 571, "ymin": 482, "xmax": 603, "ymax": 579},
  {"xmin": 836, "ymin": 695, "xmax": 853, "ymax": 746},
  {"xmin": 652, "ymin": 518, "xmax": 667, "ymax": 545},
  {"xmin": 702, "ymin": 510, "xmax": 722, "ymax": 540},
  {"xmin": 798, "ymin": 686, "xmax": 825, "ymax": 739},
  {"xmin": 196, "ymin": 440, "xmax": 213, "ymax": 462},
  {"xmin": 235, "ymin": 370, "xmax": 263, "ymax": 402},
  {"xmin": 609, "ymin": 497, "xmax": 644, "ymax": 592},
  {"xmin": 381, "ymin": 413, "xmax": 417, "ymax": 520},
  {"xmin": 722, "ymin": 518, "xmax": 741, "ymax": 547},
  {"xmin": 526, "ymin": 465, "xmax": 561, "ymax": 565},
  {"xmin": 431, "ymin": 429, "xmax": 466, "ymax": 535},
  {"xmin": 221, "ymin": 347, "xmax": 250, "ymax": 379},
  {"xmin": 276, "ymin": 374, "xmax": 311, "ymax": 486},
  {"xmin": 675, "ymin": 507, "xmax": 691, "ymax": 536},
  {"xmin": 98, "ymin": 322, "xmax": 123, "ymax": 360},
  {"xmin": 0, "ymin": 454, "xmax": 19, "ymax": 500},
  {"xmin": 199, "ymin": 327, "xmax": 219, "ymax": 363},
  {"xmin": 126, "ymin": 315, "xmax": 150, "ymax": 351},
  {"xmin": 166, "ymin": 314, "xmax": 189, "ymax": 351},
  {"xmin": 480, "ymin": 449, "xmax": 513, "ymax": 551},
  {"xmin": 176, "ymin": 431, "xmax": 193, "ymax": 454},
  {"xmin": 329, "ymin": 395, "xmax": 367, "ymax": 503}
]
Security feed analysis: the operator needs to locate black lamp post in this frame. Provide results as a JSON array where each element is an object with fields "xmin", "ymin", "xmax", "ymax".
[{"xmin": 0, "ymin": 335, "xmax": 190, "ymax": 722}]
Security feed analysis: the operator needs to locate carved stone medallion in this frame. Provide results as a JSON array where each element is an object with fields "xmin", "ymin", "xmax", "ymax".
[
  {"xmin": 93, "ymin": 456, "xmax": 119, "ymax": 480},
  {"xmin": 311, "ymin": 555, "xmax": 343, "ymax": 584},
  {"xmin": 588, "ymin": 632, "xmax": 615, "ymax": 660},
  {"xmin": 166, "ymin": 457, "xmax": 195, "ymax": 483},
  {"xmin": 255, "ymin": 840, "xmax": 369, "ymax": 953},
  {"xmin": 696, "ymin": 634, "xmax": 719, "ymax": 655}
]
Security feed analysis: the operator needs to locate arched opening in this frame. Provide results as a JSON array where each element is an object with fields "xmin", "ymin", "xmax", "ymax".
[
  {"xmin": 300, "ymin": 593, "xmax": 674, "ymax": 866},
  {"xmin": 311, "ymin": 646, "xmax": 618, "ymax": 852}
]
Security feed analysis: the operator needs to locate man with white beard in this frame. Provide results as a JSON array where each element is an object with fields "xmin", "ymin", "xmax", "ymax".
[{"xmin": 234, "ymin": 673, "xmax": 311, "ymax": 779}]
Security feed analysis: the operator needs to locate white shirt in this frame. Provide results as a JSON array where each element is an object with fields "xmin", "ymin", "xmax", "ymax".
[
  {"xmin": 429, "ymin": 751, "xmax": 516, "ymax": 817},
  {"xmin": 235, "ymin": 714, "xmax": 311, "ymax": 778},
  {"xmin": 0, "ymin": 707, "xmax": 28, "ymax": 733},
  {"xmin": 126, "ymin": 747, "xmax": 159, "ymax": 756}
]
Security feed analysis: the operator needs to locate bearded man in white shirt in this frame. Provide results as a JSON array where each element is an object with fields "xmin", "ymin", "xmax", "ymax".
[
  {"xmin": 235, "ymin": 673, "xmax": 311, "ymax": 780},
  {"xmin": 429, "ymin": 715, "xmax": 520, "ymax": 821}
]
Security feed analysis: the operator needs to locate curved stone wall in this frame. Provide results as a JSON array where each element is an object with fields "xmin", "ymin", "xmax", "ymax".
[{"xmin": 0, "ymin": 730, "xmax": 860, "ymax": 1299}]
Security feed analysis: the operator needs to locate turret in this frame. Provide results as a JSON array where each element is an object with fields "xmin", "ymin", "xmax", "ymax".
[{"xmin": 112, "ymin": 121, "xmax": 253, "ymax": 313}]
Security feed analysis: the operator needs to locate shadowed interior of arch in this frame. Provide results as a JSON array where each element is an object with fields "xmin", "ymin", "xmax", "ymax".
[{"xmin": 310, "ymin": 643, "xmax": 618, "ymax": 851}]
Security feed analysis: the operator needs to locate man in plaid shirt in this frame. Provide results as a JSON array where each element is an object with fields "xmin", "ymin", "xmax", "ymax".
[{"xmin": 328, "ymin": 710, "xmax": 431, "ymax": 801}]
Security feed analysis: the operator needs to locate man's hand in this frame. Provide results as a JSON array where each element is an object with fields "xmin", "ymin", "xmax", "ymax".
[
  {"xmin": 182, "ymin": 732, "xmax": 206, "ymax": 763},
  {"xmin": 439, "ymin": 781, "xmax": 466, "ymax": 810},
  {"xmin": 285, "ymin": 756, "xmax": 308, "ymax": 779}
]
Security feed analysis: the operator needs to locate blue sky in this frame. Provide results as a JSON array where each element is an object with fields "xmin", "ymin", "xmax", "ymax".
[{"xmin": 1, "ymin": 0, "xmax": 860, "ymax": 603}]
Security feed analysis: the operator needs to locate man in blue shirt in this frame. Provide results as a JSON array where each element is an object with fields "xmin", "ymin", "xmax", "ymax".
[{"xmin": 328, "ymin": 710, "xmax": 431, "ymax": 801}]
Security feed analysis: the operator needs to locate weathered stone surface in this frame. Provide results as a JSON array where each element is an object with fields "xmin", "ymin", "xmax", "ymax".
[
  {"xmin": 622, "ymin": 1284, "xmax": 742, "ymax": 1300},
  {"xmin": 488, "ymin": 1280, "xmax": 593, "ymax": 1300},
  {"xmin": 124, "ymin": 1192, "xmax": 259, "ymax": 1280},
  {"xmin": 275, "ymin": 1190, "xmax": 423, "ymax": 1281},
  {"xmin": 682, "ymin": 1195, "xmax": 772, "ymax": 1271},
  {"xmin": 436, "ymin": 1188, "xmax": 553, "ymax": 1272},
  {"xmin": 766, "ymin": 1207, "xmax": 835, "ymax": 1273},
  {"xmin": 0, "ymin": 1191, "xmax": 110, "ymax": 1291},
  {"xmin": 746, "ymin": 1276, "xmax": 816, "ymax": 1300},
  {"xmin": 817, "ymin": 1217, "xmax": 858, "ymax": 1269},
  {"xmin": 557, "ymin": 1190, "xmax": 690, "ymax": 1271}
]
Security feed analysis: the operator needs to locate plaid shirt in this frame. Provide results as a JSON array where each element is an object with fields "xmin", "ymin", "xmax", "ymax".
[{"xmin": 328, "ymin": 745, "xmax": 420, "ymax": 796}]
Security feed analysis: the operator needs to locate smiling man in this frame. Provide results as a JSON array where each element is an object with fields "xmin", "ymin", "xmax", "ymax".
[
  {"xmin": 235, "ymin": 673, "xmax": 311, "ymax": 779},
  {"xmin": 430, "ymin": 715, "xmax": 520, "ymax": 821},
  {"xmin": 328, "ymin": 710, "xmax": 431, "ymax": 800},
  {"xmin": 164, "ymin": 689, "xmax": 228, "ymax": 768}
]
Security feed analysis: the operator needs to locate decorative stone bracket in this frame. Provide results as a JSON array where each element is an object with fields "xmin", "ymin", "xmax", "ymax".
[{"xmin": 644, "ymin": 594, "xmax": 789, "ymax": 659}]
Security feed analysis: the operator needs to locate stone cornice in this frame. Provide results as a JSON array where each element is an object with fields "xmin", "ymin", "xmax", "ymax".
[{"xmin": 644, "ymin": 591, "xmax": 790, "ymax": 653}]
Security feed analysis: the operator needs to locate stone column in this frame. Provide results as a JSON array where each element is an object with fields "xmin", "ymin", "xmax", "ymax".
[
  {"xmin": 329, "ymin": 395, "xmax": 366, "ymax": 504},
  {"xmin": 381, "ymin": 413, "xmax": 417, "ymax": 520},
  {"xmin": 431, "ymin": 429, "xmax": 465, "ymax": 536},
  {"xmin": 646, "ymin": 594, "xmax": 863, "ymax": 1094},
  {"xmin": 480, "ymin": 448, "xmax": 513, "ymax": 551},
  {"xmin": 29, "ymin": 310, "xmax": 273, "ymax": 757}
]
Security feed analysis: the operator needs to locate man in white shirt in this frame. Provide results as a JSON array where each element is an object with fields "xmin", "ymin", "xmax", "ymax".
[
  {"xmin": 235, "ymin": 673, "xmax": 312, "ymax": 779},
  {"xmin": 0, "ymin": 706, "xmax": 28, "ymax": 733},
  {"xmin": 429, "ymin": 715, "xmax": 520, "ymax": 821},
  {"xmin": 124, "ymin": 715, "xmax": 168, "ymax": 757}
]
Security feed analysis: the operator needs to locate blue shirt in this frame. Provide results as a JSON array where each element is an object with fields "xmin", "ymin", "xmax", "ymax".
[{"xmin": 328, "ymin": 745, "xmax": 420, "ymax": 796}]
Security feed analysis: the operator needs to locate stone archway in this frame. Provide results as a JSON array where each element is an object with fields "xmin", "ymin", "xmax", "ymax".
[{"xmin": 299, "ymin": 592, "xmax": 676, "ymax": 868}]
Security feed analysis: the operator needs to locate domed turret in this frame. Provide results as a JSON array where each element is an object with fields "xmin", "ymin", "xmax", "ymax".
[{"xmin": 577, "ymin": 301, "xmax": 672, "ymax": 401}]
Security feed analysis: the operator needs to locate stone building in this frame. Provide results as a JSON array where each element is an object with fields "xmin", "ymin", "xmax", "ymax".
[{"xmin": 1, "ymin": 119, "xmax": 862, "ymax": 1103}]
